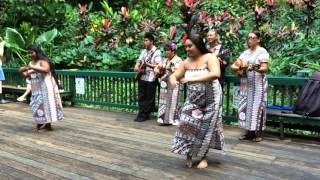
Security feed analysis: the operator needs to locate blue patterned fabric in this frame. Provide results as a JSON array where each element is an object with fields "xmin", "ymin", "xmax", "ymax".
[{"xmin": 0, "ymin": 66, "xmax": 5, "ymax": 81}]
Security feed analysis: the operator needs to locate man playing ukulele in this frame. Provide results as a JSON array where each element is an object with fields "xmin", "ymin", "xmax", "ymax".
[{"xmin": 134, "ymin": 33, "xmax": 162, "ymax": 122}]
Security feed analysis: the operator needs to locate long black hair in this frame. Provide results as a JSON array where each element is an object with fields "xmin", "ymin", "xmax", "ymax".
[
  {"xmin": 187, "ymin": 34, "xmax": 211, "ymax": 55},
  {"xmin": 28, "ymin": 45, "xmax": 61, "ymax": 88}
]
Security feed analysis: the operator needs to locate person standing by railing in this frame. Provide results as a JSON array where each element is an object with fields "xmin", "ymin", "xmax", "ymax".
[
  {"xmin": 20, "ymin": 45, "xmax": 63, "ymax": 132},
  {"xmin": 154, "ymin": 42, "xmax": 182, "ymax": 125},
  {"xmin": 207, "ymin": 30, "xmax": 230, "ymax": 89},
  {"xmin": 231, "ymin": 31, "xmax": 269, "ymax": 142},
  {"xmin": 134, "ymin": 33, "xmax": 162, "ymax": 122},
  {"xmin": 0, "ymin": 37, "xmax": 7, "ymax": 104},
  {"xmin": 169, "ymin": 34, "xmax": 224, "ymax": 169}
]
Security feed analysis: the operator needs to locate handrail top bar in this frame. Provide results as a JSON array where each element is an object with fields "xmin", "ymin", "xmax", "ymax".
[{"xmin": 2, "ymin": 68, "xmax": 309, "ymax": 82}]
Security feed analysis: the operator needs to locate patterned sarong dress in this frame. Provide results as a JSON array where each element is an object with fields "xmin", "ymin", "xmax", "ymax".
[
  {"xmin": 30, "ymin": 71, "xmax": 64, "ymax": 124},
  {"xmin": 157, "ymin": 55, "xmax": 182, "ymax": 125},
  {"xmin": 172, "ymin": 67, "xmax": 224, "ymax": 158},
  {"xmin": 237, "ymin": 47, "xmax": 269, "ymax": 134}
]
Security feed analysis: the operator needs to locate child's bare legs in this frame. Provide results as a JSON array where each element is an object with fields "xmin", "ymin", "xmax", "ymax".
[
  {"xmin": 17, "ymin": 79, "xmax": 31, "ymax": 102},
  {"xmin": 17, "ymin": 86, "xmax": 31, "ymax": 102}
]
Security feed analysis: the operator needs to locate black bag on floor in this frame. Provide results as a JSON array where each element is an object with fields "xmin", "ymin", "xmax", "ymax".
[{"xmin": 293, "ymin": 71, "xmax": 320, "ymax": 117}]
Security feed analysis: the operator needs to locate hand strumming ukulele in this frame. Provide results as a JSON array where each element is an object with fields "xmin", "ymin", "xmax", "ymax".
[
  {"xmin": 233, "ymin": 60, "xmax": 260, "ymax": 77},
  {"xmin": 135, "ymin": 49, "xmax": 157, "ymax": 80}
]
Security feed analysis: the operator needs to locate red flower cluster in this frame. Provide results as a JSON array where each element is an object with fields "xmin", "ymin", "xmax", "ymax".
[
  {"xmin": 185, "ymin": 0, "xmax": 195, "ymax": 7},
  {"xmin": 265, "ymin": 0, "xmax": 276, "ymax": 7},
  {"xmin": 165, "ymin": 0, "xmax": 173, "ymax": 8},
  {"xmin": 181, "ymin": 35, "xmax": 188, "ymax": 43},
  {"xmin": 239, "ymin": 16, "xmax": 245, "ymax": 25},
  {"xmin": 103, "ymin": 19, "xmax": 111, "ymax": 30},
  {"xmin": 255, "ymin": 5, "xmax": 264, "ymax": 17},
  {"xmin": 78, "ymin": 4, "xmax": 87, "ymax": 15},
  {"xmin": 216, "ymin": 10, "xmax": 230, "ymax": 22},
  {"xmin": 121, "ymin": 7, "xmax": 127, "ymax": 18},
  {"xmin": 94, "ymin": 38, "xmax": 101, "ymax": 46}
]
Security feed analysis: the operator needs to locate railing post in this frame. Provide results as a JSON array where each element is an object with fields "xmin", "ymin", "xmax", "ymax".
[
  {"xmin": 226, "ymin": 81, "xmax": 230, "ymax": 116},
  {"xmin": 69, "ymin": 74, "xmax": 76, "ymax": 106}
]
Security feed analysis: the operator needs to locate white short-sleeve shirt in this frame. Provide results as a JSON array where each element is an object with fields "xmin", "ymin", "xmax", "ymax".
[
  {"xmin": 238, "ymin": 46, "xmax": 269, "ymax": 65},
  {"xmin": 137, "ymin": 46, "xmax": 162, "ymax": 82}
]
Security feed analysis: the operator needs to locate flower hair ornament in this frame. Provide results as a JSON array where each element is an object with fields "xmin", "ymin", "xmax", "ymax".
[{"xmin": 170, "ymin": 43, "xmax": 177, "ymax": 51}]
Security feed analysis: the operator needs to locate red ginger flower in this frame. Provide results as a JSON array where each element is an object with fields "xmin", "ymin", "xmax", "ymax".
[
  {"xmin": 165, "ymin": 0, "xmax": 173, "ymax": 8},
  {"xmin": 121, "ymin": 7, "xmax": 127, "ymax": 17},
  {"xmin": 78, "ymin": 4, "xmax": 87, "ymax": 14},
  {"xmin": 265, "ymin": 0, "xmax": 276, "ymax": 7},
  {"xmin": 103, "ymin": 19, "xmax": 111, "ymax": 30}
]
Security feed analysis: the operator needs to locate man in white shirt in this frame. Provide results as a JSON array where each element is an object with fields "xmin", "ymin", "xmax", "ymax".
[
  {"xmin": 207, "ymin": 30, "xmax": 230, "ymax": 88},
  {"xmin": 134, "ymin": 33, "xmax": 162, "ymax": 122}
]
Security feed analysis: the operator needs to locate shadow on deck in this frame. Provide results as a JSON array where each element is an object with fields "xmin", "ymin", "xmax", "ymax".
[{"xmin": 0, "ymin": 103, "xmax": 319, "ymax": 180}]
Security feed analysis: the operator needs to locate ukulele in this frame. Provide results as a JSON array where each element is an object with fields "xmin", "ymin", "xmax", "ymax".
[
  {"xmin": 233, "ymin": 60, "xmax": 260, "ymax": 77},
  {"xmin": 135, "ymin": 49, "xmax": 157, "ymax": 80}
]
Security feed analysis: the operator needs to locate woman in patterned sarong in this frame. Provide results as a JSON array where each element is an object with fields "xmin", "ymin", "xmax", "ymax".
[
  {"xmin": 231, "ymin": 31, "xmax": 269, "ymax": 142},
  {"xmin": 20, "ymin": 45, "xmax": 63, "ymax": 132},
  {"xmin": 169, "ymin": 34, "xmax": 224, "ymax": 169},
  {"xmin": 155, "ymin": 43, "xmax": 182, "ymax": 125}
]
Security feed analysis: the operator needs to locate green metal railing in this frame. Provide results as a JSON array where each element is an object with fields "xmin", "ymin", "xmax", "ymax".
[{"xmin": 2, "ymin": 68, "xmax": 308, "ymax": 122}]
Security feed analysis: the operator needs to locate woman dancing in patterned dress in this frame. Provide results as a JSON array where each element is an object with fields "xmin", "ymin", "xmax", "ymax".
[
  {"xmin": 20, "ymin": 45, "xmax": 64, "ymax": 132},
  {"xmin": 169, "ymin": 34, "xmax": 224, "ymax": 169},
  {"xmin": 155, "ymin": 42, "xmax": 182, "ymax": 125},
  {"xmin": 231, "ymin": 31, "xmax": 269, "ymax": 142}
]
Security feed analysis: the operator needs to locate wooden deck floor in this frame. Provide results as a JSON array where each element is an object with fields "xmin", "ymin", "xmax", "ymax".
[{"xmin": 0, "ymin": 103, "xmax": 319, "ymax": 180}]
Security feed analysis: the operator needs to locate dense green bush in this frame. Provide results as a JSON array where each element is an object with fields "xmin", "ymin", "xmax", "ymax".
[{"xmin": 0, "ymin": 0, "xmax": 319, "ymax": 76}]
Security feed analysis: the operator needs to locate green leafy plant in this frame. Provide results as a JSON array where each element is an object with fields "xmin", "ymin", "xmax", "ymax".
[
  {"xmin": 4, "ymin": 28, "xmax": 59, "ymax": 65},
  {"xmin": 0, "ymin": 0, "xmax": 319, "ymax": 75}
]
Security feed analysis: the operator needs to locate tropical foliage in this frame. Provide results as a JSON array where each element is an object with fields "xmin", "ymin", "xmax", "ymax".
[{"xmin": 0, "ymin": 0, "xmax": 319, "ymax": 75}]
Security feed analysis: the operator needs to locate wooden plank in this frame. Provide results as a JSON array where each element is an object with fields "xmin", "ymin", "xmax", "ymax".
[
  {"xmin": 0, "ymin": 116, "xmax": 198, "ymax": 161},
  {"xmin": 0, "ymin": 116, "xmax": 260, "ymax": 179},
  {"xmin": 232, "ymin": 143, "xmax": 320, "ymax": 165},
  {"xmin": 0, "ymin": 161, "xmax": 41, "ymax": 180},
  {"xmin": 0, "ymin": 108, "xmax": 175, "ymax": 144},
  {"xmin": 0, "ymin": 150, "xmax": 91, "ymax": 180},
  {"xmin": 0, "ymin": 142, "xmax": 129, "ymax": 180},
  {"xmin": 0, "ymin": 157, "xmax": 64, "ymax": 180},
  {"xmin": 0, "ymin": 103, "xmax": 318, "ymax": 153},
  {"xmin": 273, "ymin": 158, "xmax": 320, "ymax": 178},
  {"xmin": 0, "ymin": 171, "xmax": 17, "ymax": 180},
  {"xmin": 0, "ymin": 111, "xmax": 173, "ymax": 148},
  {"xmin": 0, "ymin": 115, "xmax": 306, "ymax": 180},
  {"xmin": 1, "ymin": 103, "xmax": 320, "ymax": 180},
  {"xmin": 0, "ymin": 127, "xmax": 224, "ymax": 180}
]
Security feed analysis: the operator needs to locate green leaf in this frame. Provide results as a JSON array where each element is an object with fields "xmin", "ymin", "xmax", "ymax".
[
  {"xmin": 96, "ymin": 62, "xmax": 103, "ymax": 67},
  {"xmin": 102, "ymin": 53, "xmax": 113, "ymax": 64},
  {"xmin": 83, "ymin": 36, "xmax": 94, "ymax": 45},
  {"xmin": 35, "ymin": 28, "xmax": 58, "ymax": 46},
  {"xmin": 4, "ymin": 28, "xmax": 26, "ymax": 51},
  {"xmin": 100, "ymin": 1, "xmax": 113, "ymax": 18}
]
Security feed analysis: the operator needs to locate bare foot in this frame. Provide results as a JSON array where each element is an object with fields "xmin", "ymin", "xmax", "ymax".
[
  {"xmin": 17, "ymin": 96, "xmax": 26, "ymax": 102},
  {"xmin": 186, "ymin": 155, "xmax": 193, "ymax": 168},
  {"xmin": 172, "ymin": 121, "xmax": 179, "ymax": 126},
  {"xmin": 252, "ymin": 137, "xmax": 263, "ymax": 142},
  {"xmin": 197, "ymin": 159, "xmax": 208, "ymax": 169}
]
